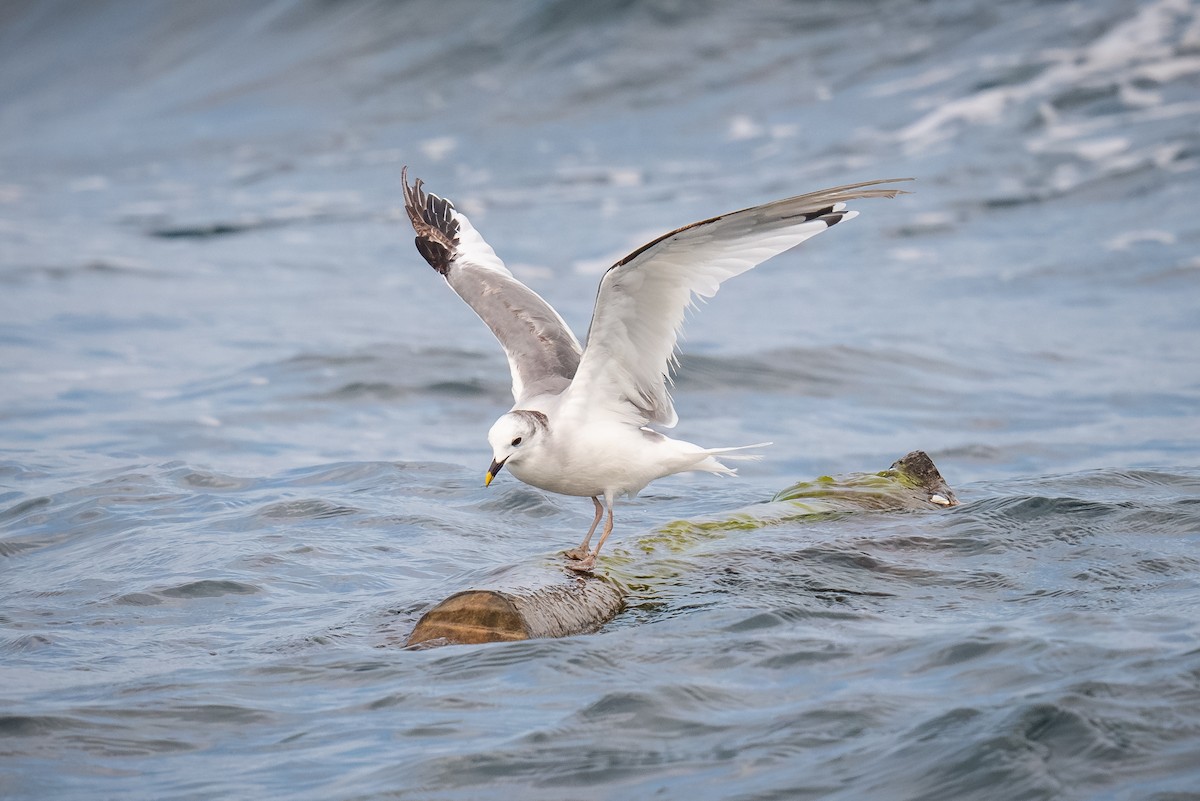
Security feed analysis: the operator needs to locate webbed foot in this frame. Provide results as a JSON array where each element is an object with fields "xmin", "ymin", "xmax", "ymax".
[{"xmin": 564, "ymin": 554, "xmax": 596, "ymax": 574}]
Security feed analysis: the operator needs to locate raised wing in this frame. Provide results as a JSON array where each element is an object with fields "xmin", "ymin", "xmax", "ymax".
[
  {"xmin": 402, "ymin": 167, "xmax": 582, "ymax": 404},
  {"xmin": 560, "ymin": 178, "xmax": 911, "ymax": 427}
]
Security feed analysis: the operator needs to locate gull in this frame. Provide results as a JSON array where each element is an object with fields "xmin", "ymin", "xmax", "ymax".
[{"xmin": 402, "ymin": 167, "xmax": 909, "ymax": 572}]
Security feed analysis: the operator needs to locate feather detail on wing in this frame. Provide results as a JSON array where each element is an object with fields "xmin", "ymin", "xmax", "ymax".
[
  {"xmin": 402, "ymin": 167, "xmax": 583, "ymax": 404},
  {"xmin": 561, "ymin": 178, "xmax": 912, "ymax": 427}
]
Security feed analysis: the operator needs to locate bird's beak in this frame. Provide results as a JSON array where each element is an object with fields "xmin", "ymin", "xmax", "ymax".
[{"xmin": 485, "ymin": 457, "xmax": 507, "ymax": 487}]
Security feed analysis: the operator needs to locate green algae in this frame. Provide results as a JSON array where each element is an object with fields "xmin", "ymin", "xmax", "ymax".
[{"xmin": 601, "ymin": 451, "xmax": 956, "ymax": 582}]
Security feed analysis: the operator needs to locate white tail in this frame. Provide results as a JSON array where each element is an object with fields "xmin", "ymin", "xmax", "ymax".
[
  {"xmin": 692, "ymin": 442, "xmax": 772, "ymax": 476},
  {"xmin": 706, "ymin": 442, "xmax": 772, "ymax": 461}
]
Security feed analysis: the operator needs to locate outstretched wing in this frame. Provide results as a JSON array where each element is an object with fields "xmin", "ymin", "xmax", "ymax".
[
  {"xmin": 402, "ymin": 167, "xmax": 582, "ymax": 404},
  {"xmin": 560, "ymin": 178, "xmax": 911, "ymax": 427}
]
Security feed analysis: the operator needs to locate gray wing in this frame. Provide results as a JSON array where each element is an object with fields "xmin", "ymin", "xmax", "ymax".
[
  {"xmin": 560, "ymin": 178, "xmax": 912, "ymax": 428},
  {"xmin": 402, "ymin": 167, "xmax": 582, "ymax": 404}
]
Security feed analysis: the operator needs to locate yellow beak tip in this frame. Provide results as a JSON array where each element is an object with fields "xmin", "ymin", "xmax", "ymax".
[{"xmin": 484, "ymin": 472, "xmax": 494, "ymax": 487}]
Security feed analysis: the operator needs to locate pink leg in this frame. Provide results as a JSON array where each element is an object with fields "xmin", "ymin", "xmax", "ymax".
[
  {"xmin": 564, "ymin": 497, "xmax": 603, "ymax": 561},
  {"xmin": 565, "ymin": 495, "xmax": 614, "ymax": 574},
  {"xmin": 591, "ymin": 503, "xmax": 616, "ymax": 558}
]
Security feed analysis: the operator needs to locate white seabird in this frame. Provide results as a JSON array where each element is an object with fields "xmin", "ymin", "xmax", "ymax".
[{"xmin": 402, "ymin": 167, "xmax": 909, "ymax": 572}]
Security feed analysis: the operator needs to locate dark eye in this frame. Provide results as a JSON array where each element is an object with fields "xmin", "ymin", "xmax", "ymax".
[{"xmin": 511, "ymin": 437, "xmax": 522, "ymax": 446}]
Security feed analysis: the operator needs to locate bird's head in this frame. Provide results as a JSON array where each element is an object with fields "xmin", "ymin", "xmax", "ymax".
[{"xmin": 484, "ymin": 410, "xmax": 548, "ymax": 486}]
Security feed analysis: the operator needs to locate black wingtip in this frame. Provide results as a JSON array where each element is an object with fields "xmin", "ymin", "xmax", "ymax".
[{"xmin": 402, "ymin": 165, "xmax": 460, "ymax": 276}]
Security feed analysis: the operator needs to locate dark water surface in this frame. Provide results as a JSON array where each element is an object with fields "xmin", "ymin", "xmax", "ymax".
[{"xmin": 2, "ymin": 1, "xmax": 1199, "ymax": 798}]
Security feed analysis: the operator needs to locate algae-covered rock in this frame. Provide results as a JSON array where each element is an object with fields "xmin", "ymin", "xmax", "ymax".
[
  {"xmin": 772, "ymin": 450, "xmax": 957, "ymax": 509},
  {"xmin": 633, "ymin": 451, "xmax": 958, "ymax": 555},
  {"xmin": 407, "ymin": 451, "xmax": 956, "ymax": 647}
]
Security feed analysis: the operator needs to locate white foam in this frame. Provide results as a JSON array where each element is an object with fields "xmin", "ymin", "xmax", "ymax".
[
  {"xmin": 1104, "ymin": 230, "xmax": 1177, "ymax": 252},
  {"xmin": 897, "ymin": 0, "xmax": 1199, "ymax": 151},
  {"xmin": 727, "ymin": 115, "xmax": 763, "ymax": 141},
  {"xmin": 419, "ymin": 136, "xmax": 457, "ymax": 162}
]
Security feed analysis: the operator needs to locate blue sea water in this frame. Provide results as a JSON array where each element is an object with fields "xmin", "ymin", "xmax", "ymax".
[{"xmin": 1, "ymin": 1, "xmax": 1199, "ymax": 798}]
